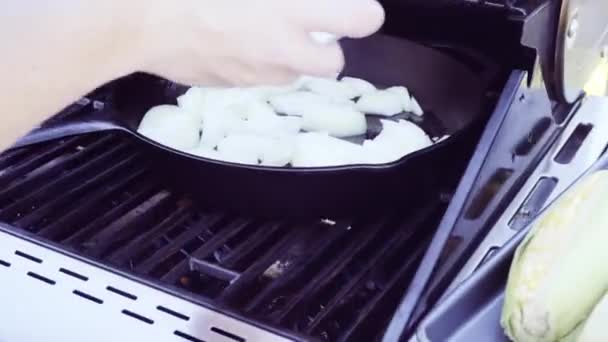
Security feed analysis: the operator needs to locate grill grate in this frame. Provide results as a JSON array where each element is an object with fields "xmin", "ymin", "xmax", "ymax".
[{"xmin": 0, "ymin": 131, "xmax": 451, "ymax": 341}]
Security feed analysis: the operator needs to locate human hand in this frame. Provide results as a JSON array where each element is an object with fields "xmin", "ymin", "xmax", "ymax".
[{"xmin": 133, "ymin": 0, "xmax": 385, "ymax": 87}]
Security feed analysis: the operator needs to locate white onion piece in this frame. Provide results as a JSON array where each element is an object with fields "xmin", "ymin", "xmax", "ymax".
[
  {"xmin": 356, "ymin": 90, "xmax": 403, "ymax": 116},
  {"xmin": 222, "ymin": 89, "xmax": 268, "ymax": 119},
  {"xmin": 434, "ymin": 135, "xmax": 450, "ymax": 143},
  {"xmin": 292, "ymin": 132, "xmax": 363, "ymax": 167},
  {"xmin": 216, "ymin": 134, "xmax": 266, "ymax": 165},
  {"xmin": 176, "ymin": 86, "xmax": 212, "ymax": 123},
  {"xmin": 386, "ymin": 86, "xmax": 411, "ymax": 112},
  {"xmin": 240, "ymin": 100, "xmax": 277, "ymax": 120},
  {"xmin": 362, "ymin": 119, "xmax": 432, "ymax": 163},
  {"xmin": 214, "ymin": 152, "xmax": 259, "ymax": 165},
  {"xmin": 137, "ymin": 105, "xmax": 200, "ymax": 150},
  {"xmin": 299, "ymin": 76, "xmax": 360, "ymax": 101},
  {"xmin": 300, "ymin": 102, "xmax": 367, "ymax": 138},
  {"xmin": 280, "ymin": 116, "xmax": 304, "ymax": 135},
  {"xmin": 361, "ymin": 139, "xmax": 400, "ymax": 164},
  {"xmin": 199, "ymin": 111, "xmax": 245, "ymax": 147},
  {"xmin": 260, "ymin": 136, "xmax": 294, "ymax": 167},
  {"xmin": 340, "ymin": 77, "xmax": 377, "ymax": 95},
  {"xmin": 235, "ymin": 112, "xmax": 302, "ymax": 137},
  {"xmin": 409, "ymin": 97, "xmax": 424, "ymax": 116},
  {"xmin": 216, "ymin": 134, "xmax": 294, "ymax": 166},
  {"xmin": 269, "ymin": 91, "xmax": 333, "ymax": 116},
  {"xmin": 186, "ymin": 146, "xmax": 221, "ymax": 159},
  {"xmin": 177, "ymin": 87, "xmax": 251, "ymax": 122}
]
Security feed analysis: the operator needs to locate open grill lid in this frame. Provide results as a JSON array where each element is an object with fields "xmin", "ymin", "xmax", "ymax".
[
  {"xmin": 524, "ymin": 0, "xmax": 608, "ymax": 104},
  {"xmin": 555, "ymin": 0, "xmax": 608, "ymax": 103}
]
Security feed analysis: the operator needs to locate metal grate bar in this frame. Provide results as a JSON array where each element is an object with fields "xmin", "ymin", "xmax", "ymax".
[
  {"xmin": 0, "ymin": 141, "xmax": 131, "ymax": 220},
  {"xmin": 302, "ymin": 208, "xmax": 437, "ymax": 334},
  {"xmin": 217, "ymin": 225, "xmax": 313, "ymax": 305},
  {"xmin": 219, "ymin": 222, "xmax": 286, "ymax": 270},
  {"xmin": 189, "ymin": 258, "xmax": 241, "ymax": 283},
  {"xmin": 59, "ymin": 184, "xmax": 159, "ymax": 245},
  {"xmin": 268, "ymin": 218, "xmax": 390, "ymax": 324},
  {"xmin": 240, "ymin": 222, "xmax": 352, "ymax": 311},
  {"xmin": 0, "ymin": 135, "xmax": 116, "ymax": 202},
  {"xmin": 159, "ymin": 219, "xmax": 257, "ymax": 283},
  {"xmin": 0, "ymin": 145, "xmax": 43, "ymax": 170},
  {"xmin": 0, "ymin": 137, "xmax": 82, "ymax": 187},
  {"xmin": 339, "ymin": 242, "xmax": 428, "ymax": 342},
  {"xmin": 35, "ymin": 168, "xmax": 150, "ymax": 240},
  {"xmin": 83, "ymin": 190, "xmax": 175, "ymax": 258},
  {"xmin": 107, "ymin": 203, "xmax": 193, "ymax": 266},
  {"xmin": 14, "ymin": 155, "xmax": 145, "ymax": 230},
  {"xmin": 134, "ymin": 214, "xmax": 225, "ymax": 275}
]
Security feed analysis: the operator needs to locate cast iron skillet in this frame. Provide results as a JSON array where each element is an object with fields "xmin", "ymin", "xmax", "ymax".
[{"xmin": 13, "ymin": 34, "xmax": 494, "ymax": 218}]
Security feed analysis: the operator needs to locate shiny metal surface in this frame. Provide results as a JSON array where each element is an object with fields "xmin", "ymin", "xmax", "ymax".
[
  {"xmin": 0, "ymin": 227, "xmax": 292, "ymax": 342},
  {"xmin": 556, "ymin": 0, "xmax": 608, "ymax": 103},
  {"xmin": 441, "ymin": 95, "xmax": 608, "ymax": 300}
]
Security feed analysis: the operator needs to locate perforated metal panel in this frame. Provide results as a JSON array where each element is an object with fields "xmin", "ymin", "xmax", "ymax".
[{"xmin": 0, "ymin": 229, "xmax": 292, "ymax": 342}]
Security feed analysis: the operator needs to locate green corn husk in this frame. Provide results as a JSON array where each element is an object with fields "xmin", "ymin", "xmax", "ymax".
[{"xmin": 501, "ymin": 170, "xmax": 608, "ymax": 342}]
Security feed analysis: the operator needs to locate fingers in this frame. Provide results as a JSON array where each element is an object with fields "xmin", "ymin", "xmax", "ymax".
[
  {"xmin": 215, "ymin": 56, "xmax": 301, "ymax": 86},
  {"xmin": 281, "ymin": 32, "xmax": 345, "ymax": 77},
  {"xmin": 288, "ymin": 0, "xmax": 385, "ymax": 39}
]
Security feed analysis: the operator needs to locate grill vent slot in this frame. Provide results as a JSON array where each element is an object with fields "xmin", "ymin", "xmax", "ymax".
[
  {"xmin": 555, "ymin": 123, "xmax": 594, "ymax": 164},
  {"xmin": 106, "ymin": 286, "xmax": 137, "ymax": 300},
  {"xmin": 514, "ymin": 117, "xmax": 552, "ymax": 156},
  {"xmin": 0, "ymin": 245, "xmax": 243, "ymax": 342},
  {"xmin": 211, "ymin": 326, "xmax": 246, "ymax": 342},
  {"xmin": 15, "ymin": 250, "xmax": 42, "ymax": 263},
  {"xmin": 26, "ymin": 271, "xmax": 55, "ymax": 285},
  {"xmin": 174, "ymin": 330, "xmax": 206, "ymax": 342},
  {"xmin": 72, "ymin": 290, "xmax": 103, "ymax": 304},
  {"xmin": 509, "ymin": 176, "xmax": 558, "ymax": 230},
  {"xmin": 59, "ymin": 267, "xmax": 88, "ymax": 281},
  {"xmin": 121, "ymin": 309, "xmax": 154, "ymax": 325},
  {"xmin": 465, "ymin": 168, "xmax": 514, "ymax": 219},
  {"xmin": 157, "ymin": 305, "xmax": 190, "ymax": 321}
]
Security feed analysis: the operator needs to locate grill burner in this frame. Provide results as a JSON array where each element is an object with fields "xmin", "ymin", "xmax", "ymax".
[{"xmin": 0, "ymin": 131, "xmax": 462, "ymax": 341}]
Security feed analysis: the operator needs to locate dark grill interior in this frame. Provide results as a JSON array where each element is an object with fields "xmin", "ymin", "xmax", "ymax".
[{"xmin": 0, "ymin": 131, "xmax": 458, "ymax": 341}]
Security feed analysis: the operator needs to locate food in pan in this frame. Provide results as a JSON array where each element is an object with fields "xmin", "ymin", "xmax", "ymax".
[
  {"xmin": 362, "ymin": 120, "xmax": 432, "ymax": 164},
  {"xmin": 356, "ymin": 89, "xmax": 405, "ymax": 116},
  {"xmin": 268, "ymin": 91, "xmax": 355, "ymax": 116},
  {"xmin": 298, "ymin": 101, "xmax": 367, "ymax": 138},
  {"xmin": 340, "ymin": 76, "xmax": 377, "ymax": 95},
  {"xmin": 292, "ymin": 132, "xmax": 362, "ymax": 167},
  {"xmin": 409, "ymin": 96, "xmax": 424, "ymax": 116},
  {"xmin": 298, "ymin": 76, "xmax": 362, "ymax": 101},
  {"xmin": 138, "ymin": 75, "xmax": 435, "ymax": 166},
  {"xmin": 501, "ymin": 170, "xmax": 608, "ymax": 342},
  {"xmin": 137, "ymin": 105, "xmax": 200, "ymax": 150}
]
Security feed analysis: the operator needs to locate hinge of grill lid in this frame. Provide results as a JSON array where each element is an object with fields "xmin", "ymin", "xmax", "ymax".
[{"xmin": 521, "ymin": 0, "xmax": 608, "ymax": 105}]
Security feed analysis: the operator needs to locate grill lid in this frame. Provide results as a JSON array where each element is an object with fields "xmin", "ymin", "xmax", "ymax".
[
  {"xmin": 526, "ymin": 0, "xmax": 608, "ymax": 104},
  {"xmin": 555, "ymin": 0, "xmax": 608, "ymax": 103}
]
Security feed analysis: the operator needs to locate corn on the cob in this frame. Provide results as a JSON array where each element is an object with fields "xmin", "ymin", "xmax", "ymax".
[
  {"xmin": 501, "ymin": 170, "xmax": 608, "ymax": 342},
  {"xmin": 576, "ymin": 291, "xmax": 608, "ymax": 342}
]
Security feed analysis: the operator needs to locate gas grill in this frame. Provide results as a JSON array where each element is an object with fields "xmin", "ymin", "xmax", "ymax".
[
  {"xmin": 0, "ymin": 128, "xmax": 457, "ymax": 342},
  {"xmin": 1, "ymin": 0, "xmax": 607, "ymax": 341}
]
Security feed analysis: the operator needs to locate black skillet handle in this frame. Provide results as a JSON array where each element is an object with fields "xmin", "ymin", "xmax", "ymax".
[
  {"xmin": 11, "ymin": 105, "xmax": 124, "ymax": 149},
  {"xmin": 11, "ymin": 73, "xmax": 171, "ymax": 150}
]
